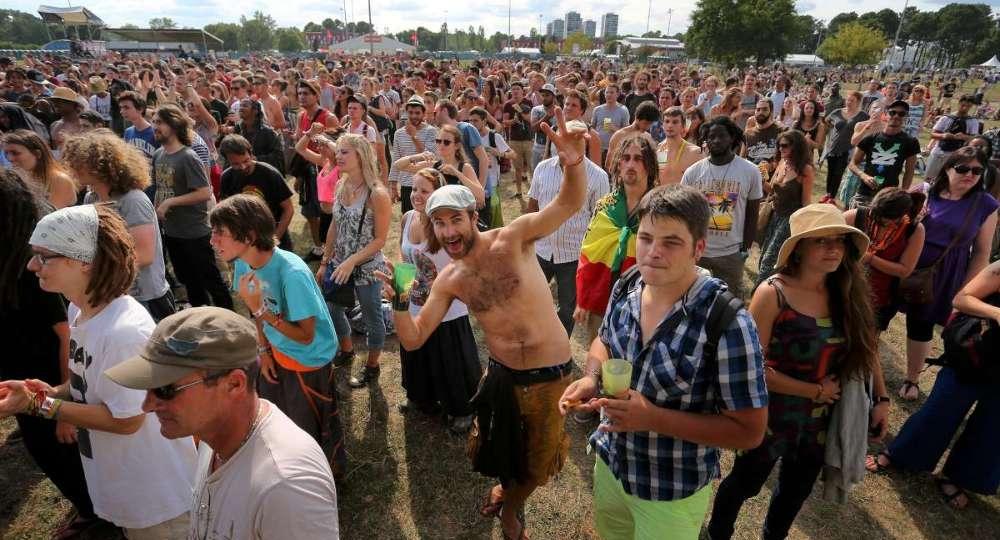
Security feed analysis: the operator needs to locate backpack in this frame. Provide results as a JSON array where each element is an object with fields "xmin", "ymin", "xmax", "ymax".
[
  {"xmin": 608, "ymin": 266, "xmax": 744, "ymax": 374},
  {"xmin": 488, "ymin": 130, "xmax": 511, "ymax": 173}
]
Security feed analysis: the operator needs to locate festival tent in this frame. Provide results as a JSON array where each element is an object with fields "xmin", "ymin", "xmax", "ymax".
[{"xmin": 977, "ymin": 55, "xmax": 1000, "ymax": 68}]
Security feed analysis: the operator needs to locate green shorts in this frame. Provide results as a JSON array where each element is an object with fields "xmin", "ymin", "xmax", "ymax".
[{"xmin": 593, "ymin": 458, "xmax": 711, "ymax": 540}]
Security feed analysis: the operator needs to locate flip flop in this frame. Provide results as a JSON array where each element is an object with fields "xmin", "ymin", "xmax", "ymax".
[
  {"xmin": 898, "ymin": 380, "xmax": 920, "ymax": 401},
  {"xmin": 934, "ymin": 477, "xmax": 970, "ymax": 510},
  {"xmin": 865, "ymin": 451, "xmax": 893, "ymax": 474},
  {"xmin": 479, "ymin": 487, "xmax": 504, "ymax": 518}
]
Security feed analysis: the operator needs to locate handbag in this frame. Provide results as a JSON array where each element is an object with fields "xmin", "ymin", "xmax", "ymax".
[
  {"xmin": 898, "ymin": 193, "xmax": 982, "ymax": 305},
  {"xmin": 323, "ymin": 191, "xmax": 372, "ymax": 307},
  {"xmin": 928, "ymin": 293, "xmax": 1000, "ymax": 384},
  {"xmin": 755, "ymin": 194, "xmax": 775, "ymax": 247}
]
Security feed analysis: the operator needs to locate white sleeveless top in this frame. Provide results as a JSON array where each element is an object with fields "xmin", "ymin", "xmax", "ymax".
[{"xmin": 401, "ymin": 211, "xmax": 468, "ymax": 322}]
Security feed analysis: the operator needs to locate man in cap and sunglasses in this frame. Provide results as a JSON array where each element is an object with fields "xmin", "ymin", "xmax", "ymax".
[
  {"xmin": 0, "ymin": 205, "xmax": 197, "ymax": 538},
  {"xmin": 847, "ymin": 99, "xmax": 921, "ymax": 208},
  {"xmin": 103, "ymin": 306, "xmax": 341, "ymax": 539}
]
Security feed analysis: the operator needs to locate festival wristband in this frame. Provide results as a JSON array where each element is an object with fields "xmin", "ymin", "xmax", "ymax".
[
  {"xmin": 252, "ymin": 305, "xmax": 269, "ymax": 319},
  {"xmin": 392, "ymin": 296, "xmax": 410, "ymax": 312},
  {"xmin": 40, "ymin": 397, "xmax": 63, "ymax": 420}
]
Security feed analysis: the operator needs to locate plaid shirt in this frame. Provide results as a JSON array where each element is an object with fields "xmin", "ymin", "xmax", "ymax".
[{"xmin": 590, "ymin": 274, "xmax": 768, "ymax": 501}]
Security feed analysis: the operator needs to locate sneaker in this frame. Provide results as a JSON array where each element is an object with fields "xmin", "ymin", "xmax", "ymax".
[
  {"xmin": 348, "ymin": 365, "xmax": 381, "ymax": 388},
  {"xmin": 572, "ymin": 409, "xmax": 598, "ymax": 424},
  {"xmin": 398, "ymin": 399, "xmax": 440, "ymax": 415},
  {"xmin": 448, "ymin": 414, "xmax": 474, "ymax": 435},
  {"xmin": 332, "ymin": 349, "xmax": 355, "ymax": 368}
]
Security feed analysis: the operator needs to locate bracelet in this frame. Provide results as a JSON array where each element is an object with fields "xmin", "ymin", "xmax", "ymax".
[
  {"xmin": 252, "ymin": 304, "xmax": 269, "ymax": 319},
  {"xmin": 875, "ymin": 396, "xmax": 891, "ymax": 405},
  {"xmin": 257, "ymin": 344, "xmax": 272, "ymax": 356},
  {"xmin": 40, "ymin": 397, "xmax": 63, "ymax": 420},
  {"xmin": 562, "ymin": 153, "xmax": 584, "ymax": 168},
  {"xmin": 392, "ymin": 296, "xmax": 410, "ymax": 312},
  {"xmin": 25, "ymin": 388, "xmax": 44, "ymax": 416}
]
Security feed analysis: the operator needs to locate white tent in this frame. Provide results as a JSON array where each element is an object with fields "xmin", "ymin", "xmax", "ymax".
[{"xmin": 978, "ymin": 55, "xmax": 1000, "ymax": 68}]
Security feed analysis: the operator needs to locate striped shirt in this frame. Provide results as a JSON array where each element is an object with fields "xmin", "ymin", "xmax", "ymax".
[
  {"xmin": 528, "ymin": 156, "xmax": 610, "ymax": 264},
  {"xmin": 389, "ymin": 123, "xmax": 438, "ymax": 187},
  {"xmin": 592, "ymin": 274, "xmax": 768, "ymax": 501}
]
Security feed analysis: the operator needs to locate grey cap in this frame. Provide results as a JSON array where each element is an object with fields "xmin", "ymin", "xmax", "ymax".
[
  {"xmin": 405, "ymin": 95, "xmax": 425, "ymax": 110},
  {"xmin": 104, "ymin": 307, "xmax": 259, "ymax": 390},
  {"xmin": 425, "ymin": 185, "xmax": 477, "ymax": 216},
  {"xmin": 540, "ymin": 83, "xmax": 557, "ymax": 94}
]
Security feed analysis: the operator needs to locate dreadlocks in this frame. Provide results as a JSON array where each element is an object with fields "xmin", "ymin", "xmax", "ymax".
[{"xmin": 87, "ymin": 205, "xmax": 138, "ymax": 307}]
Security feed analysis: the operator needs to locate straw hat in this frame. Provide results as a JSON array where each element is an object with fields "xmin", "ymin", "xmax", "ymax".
[
  {"xmin": 48, "ymin": 86, "xmax": 82, "ymax": 105},
  {"xmin": 775, "ymin": 203, "xmax": 870, "ymax": 270},
  {"xmin": 89, "ymin": 76, "xmax": 107, "ymax": 93}
]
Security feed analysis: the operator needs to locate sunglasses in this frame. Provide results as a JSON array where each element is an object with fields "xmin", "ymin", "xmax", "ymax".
[
  {"xmin": 152, "ymin": 371, "xmax": 230, "ymax": 400},
  {"xmin": 953, "ymin": 165, "xmax": 984, "ymax": 176},
  {"xmin": 434, "ymin": 138, "xmax": 454, "ymax": 146},
  {"xmin": 32, "ymin": 253, "xmax": 66, "ymax": 266},
  {"xmin": 886, "ymin": 110, "xmax": 907, "ymax": 117}
]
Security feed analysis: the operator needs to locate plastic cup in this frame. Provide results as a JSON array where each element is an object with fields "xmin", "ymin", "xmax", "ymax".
[
  {"xmin": 393, "ymin": 262, "xmax": 417, "ymax": 298},
  {"xmin": 602, "ymin": 358, "xmax": 633, "ymax": 398}
]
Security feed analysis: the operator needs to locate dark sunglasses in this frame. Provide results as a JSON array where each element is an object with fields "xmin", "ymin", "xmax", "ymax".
[
  {"xmin": 886, "ymin": 110, "xmax": 907, "ymax": 117},
  {"xmin": 953, "ymin": 165, "xmax": 984, "ymax": 176},
  {"xmin": 434, "ymin": 138, "xmax": 454, "ymax": 146},
  {"xmin": 152, "ymin": 371, "xmax": 230, "ymax": 400}
]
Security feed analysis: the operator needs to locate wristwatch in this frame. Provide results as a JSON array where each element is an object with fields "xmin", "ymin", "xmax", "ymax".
[{"xmin": 875, "ymin": 396, "xmax": 891, "ymax": 405}]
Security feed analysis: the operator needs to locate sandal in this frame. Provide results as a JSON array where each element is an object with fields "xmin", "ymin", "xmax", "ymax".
[
  {"xmin": 479, "ymin": 486, "xmax": 504, "ymax": 518},
  {"xmin": 934, "ymin": 477, "xmax": 970, "ymax": 510},
  {"xmin": 865, "ymin": 451, "xmax": 893, "ymax": 474},
  {"xmin": 898, "ymin": 380, "xmax": 920, "ymax": 401}
]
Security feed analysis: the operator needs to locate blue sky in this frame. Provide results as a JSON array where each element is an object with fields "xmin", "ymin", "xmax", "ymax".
[{"xmin": 10, "ymin": 0, "xmax": 999, "ymax": 38}]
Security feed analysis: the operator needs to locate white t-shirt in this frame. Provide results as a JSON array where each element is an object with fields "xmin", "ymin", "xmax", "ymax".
[
  {"xmin": 681, "ymin": 156, "xmax": 764, "ymax": 257},
  {"xmin": 68, "ymin": 296, "xmax": 197, "ymax": 528},
  {"xmin": 483, "ymin": 129, "xmax": 512, "ymax": 196},
  {"xmin": 189, "ymin": 401, "xmax": 340, "ymax": 539},
  {"xmin": 348, "ymin": 121, "xmax": 378, "ymax": 143}
]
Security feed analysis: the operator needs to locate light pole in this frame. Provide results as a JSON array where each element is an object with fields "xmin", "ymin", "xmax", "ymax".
[
  {"xmin": 367, "ymin": 0, "xmax": 374, "ymax": 54},
  {"xmin": 507, "ymin": 0, "xmax": 512, "ymax": 52},
  {"xmin": 666, "ymin": 9, "xmax": 673, "ymax": 36},
  {"xmin": 443, "ymin": 10, "xmax": 448, "ymax": 51},
  {"xmin": 646, "ymin": 0, "xmax": 652, "ymax": 34}
]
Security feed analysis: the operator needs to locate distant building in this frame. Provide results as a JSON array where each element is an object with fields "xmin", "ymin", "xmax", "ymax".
[
  {"xmin": 565, "ymin": 12, "xmax": 582, "ymax": 35},
  {"xmin": 584, "ymin": 20, "xmax": 596, "ymax": 39},
  {"xmin": 546, "ymin": 22, "xmax": 553, "ymax": 37},
  {"xmin": 551, "ymin": 18, "xmax": 565, "ymax": 39},
  {"xmin": 601, "ymin": 13, "xmax": 619, "ymax": 39}
]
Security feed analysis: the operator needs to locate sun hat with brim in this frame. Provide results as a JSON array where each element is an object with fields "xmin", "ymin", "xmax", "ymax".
[
  {"xmin": 104, "ymin": 306, "xmax": 259, "ymax": 390},
  {"xmin": 48, "ymin": 86, "xmax": 82, "ymax": 105},
  {"xmin": 775, "ymin": 203, "xmax": 870, "ymax": 271}
]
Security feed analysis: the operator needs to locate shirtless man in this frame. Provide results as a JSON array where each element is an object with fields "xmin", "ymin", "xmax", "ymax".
[
  {"xmin": 252, "ymin": 76, "xmax": 286, "ymax": 132},
  {"xmin": 382, "ymin": 109, "xmax": 587, "ymax": 540},
  {"xmin": 606, "ymin": 101, "xmax": 658, "ymax": 170},
  {"xmin": 657, "ymin": 106, "xmax": 702, "ymax": 184}
]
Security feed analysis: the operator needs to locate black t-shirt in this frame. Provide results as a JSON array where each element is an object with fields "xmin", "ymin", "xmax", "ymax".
[
  {"xmin": 220, "ymin": 161, "xmax": 294, "ymax": 224},
  {"xmin": 0, "ymin": 272, "xmax": 67, "ymax": 383},
  {"xmin": 503, "ymin": 98, "xmax": 534, "ymax": 141},
  {"xmin": 856, "ymin": 131, "xmax": 921, "ymax": 196},
  {"xmin": 942, "ymin": 83, "xmax": 957, "ymax": 97},
  {"xmin": 624, "ymin": 92, "xmax": 656, "ymax": 118},
  {"xmin": 210, "ymin": 99, "xmax": 231, "ymax": 125}
]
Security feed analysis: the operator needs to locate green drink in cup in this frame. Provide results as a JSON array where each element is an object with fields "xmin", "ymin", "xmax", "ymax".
[
  {"xmin": 602, "ymin": 358, "xmax": 632, "ymax": 398},
  {"xmin": 393, "ymin": 262, "xmax": 417, "ymax": 300}
]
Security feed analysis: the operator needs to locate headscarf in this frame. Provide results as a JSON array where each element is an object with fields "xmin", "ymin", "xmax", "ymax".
[{"xmin": 29, "ymin": 204, "xmax": 99, "ymax": 263}]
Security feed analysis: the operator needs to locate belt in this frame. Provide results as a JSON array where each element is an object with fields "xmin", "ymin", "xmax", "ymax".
[{"xmin": 488, "ymin": 358, "xmax": 572, "ymax": 386}]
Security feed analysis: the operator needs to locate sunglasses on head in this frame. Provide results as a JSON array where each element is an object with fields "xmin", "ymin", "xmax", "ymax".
[
  {"xmin": 886, "ymin": 110, "xmax": 907, "ymax": 117},
  {"xmin": 434, "ymin": 138, "xmax": 454, "ymax": 146},
  {"xmin": 953, "ymin": 165, "xmax": 984, "ymax": 176}
]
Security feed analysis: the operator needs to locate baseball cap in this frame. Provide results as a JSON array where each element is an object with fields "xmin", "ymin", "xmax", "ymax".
[
  {"xmin": 425, "ymin": 185, "xmax": 477, "ymax": 216},
  {"xmin": 26, "ymin": 69, "xmax": 47, "ymax": 83},
  {"xmin": 886, "ymin": 99, "xmax": 910, "ymax": 112},
  {"xmin": 104, "ymin": 307, "xmax": 259, "ymax": 390},
  {"xmin": 540, "ymin": 83, "xmax": 556, "ymax": 95},
  {"xmin": 405, "ymin": 95, "xmax": 426, "ymax": 110}
]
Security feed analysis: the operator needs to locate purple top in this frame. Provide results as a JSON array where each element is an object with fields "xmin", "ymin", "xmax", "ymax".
[{"xmin": 902, "ymin": 191, "xmax": 999, "ymax": 324}]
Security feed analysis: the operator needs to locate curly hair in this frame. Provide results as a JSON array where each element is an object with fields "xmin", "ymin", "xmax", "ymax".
[
  {"xmin": 775, "ymin": 129, "xmax": 812, "ymax": 178},
  {"xmin": 87, "ymin": 204, "xmax": 138, "ymax": 307},
  {"xmin": 62, "ymin": 129, "xmax": 151, "ymax": 195}
]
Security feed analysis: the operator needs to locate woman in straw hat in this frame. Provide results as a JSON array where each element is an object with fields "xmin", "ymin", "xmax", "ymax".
[{"xmin": 708, "ymin": 203, "xmax": 886, "ymax": 540}]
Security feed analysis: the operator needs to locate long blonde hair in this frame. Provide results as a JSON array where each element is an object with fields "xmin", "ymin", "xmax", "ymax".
[{"xmin": 334, "ymin": 133, "xmax": 382, "ymax": 201}]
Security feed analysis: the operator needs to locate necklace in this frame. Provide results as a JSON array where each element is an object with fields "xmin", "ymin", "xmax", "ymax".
[
  {"xmin": 213, "ymin": 401, "xmax": 263, "ymax": 467},
  {"xmin": 709, "ymin": 156, "xmax": 735, "ymax": 184}
]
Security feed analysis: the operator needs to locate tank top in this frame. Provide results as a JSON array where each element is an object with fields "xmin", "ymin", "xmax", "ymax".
[
  {"xmin": 771, "ymin": 164, "xmax": 804, "ymax": 216},
  {"xmin": 332, "ymin": 185, "xmax": 383, "ymax": 285},
  {"xmin": 433, "ymin": 160, "xmax": 464, "ymax": 186},
  {"xmin": 401, "ymin": 211, "xmax": 468, "ymax": 321},
  {"xmin": 756, "ymin": 276, "xmax": 846, "ymax": 462}
]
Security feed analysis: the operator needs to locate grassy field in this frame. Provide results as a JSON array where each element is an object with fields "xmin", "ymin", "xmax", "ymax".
[{"xmin": 3, "ymin": 79, "xmax": 1000, "ymax": 540}]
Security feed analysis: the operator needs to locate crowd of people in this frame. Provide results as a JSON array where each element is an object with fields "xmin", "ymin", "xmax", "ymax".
[{"xmin": 0, "ymin": 50, "xmax": 999, "ymax": 540}]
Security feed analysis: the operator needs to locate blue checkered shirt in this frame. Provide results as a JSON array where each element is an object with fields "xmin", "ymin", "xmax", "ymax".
[{"xmin": 590, "ymin": 274, "xmax": 768, "ymax": 501}]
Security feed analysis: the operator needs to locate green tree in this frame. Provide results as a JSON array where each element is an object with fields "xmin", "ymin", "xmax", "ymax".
[
  {"xmin": 488, "ymin": 31, "xmax": 506, "ymax": 53},
  {"xmin": 204, "ymin": 22, "xmax": 242, "ymax": 51},
  {"xmin": 686, "ymin": 0, "xmax": 802, "ymax": 65},
  {"xmin": 790, "ymin": 15, "xmax": 824, "ymax": 54},
  {"xmin": 817, "ymin": 21, "xmax": 887, "ymax": 65},
  {"xmin": 275, "ymin": 27, "xmax": 305, "ymax": 52},
  {"xmin": 121, "ymin": 23, "xmax": 140, "ymax": 29},
  {"xmin": 0, "ymin": 9, "xmax": 49, "ymax": 46},
  {"xmin": 935, "ymin": 3, "xmax": 993, "ymax": 66},
  {"xmin": 857, "ymin": 9, "xmax": 898, "ymax": 38},
  {"xmin": 303, "ymin": 21, "xmax": 322, "ymax": 33},
  {"xmin": 355, "ymin": 21, "xmax": 373, "ymax": 34},
  {"xmin": 561, "ymin": 31, "xmax": 593, "ymax": 54},
  {"xmin": 148, "ymin": 17, "xmax": 177, "ymax": 29},
  {"xmin": 827, "ymin": 12, "xmax": 858, "ymax": 36},
  {"xmin": 240, "ymin": 11, "xmax": 276, "ymax": 51}
]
